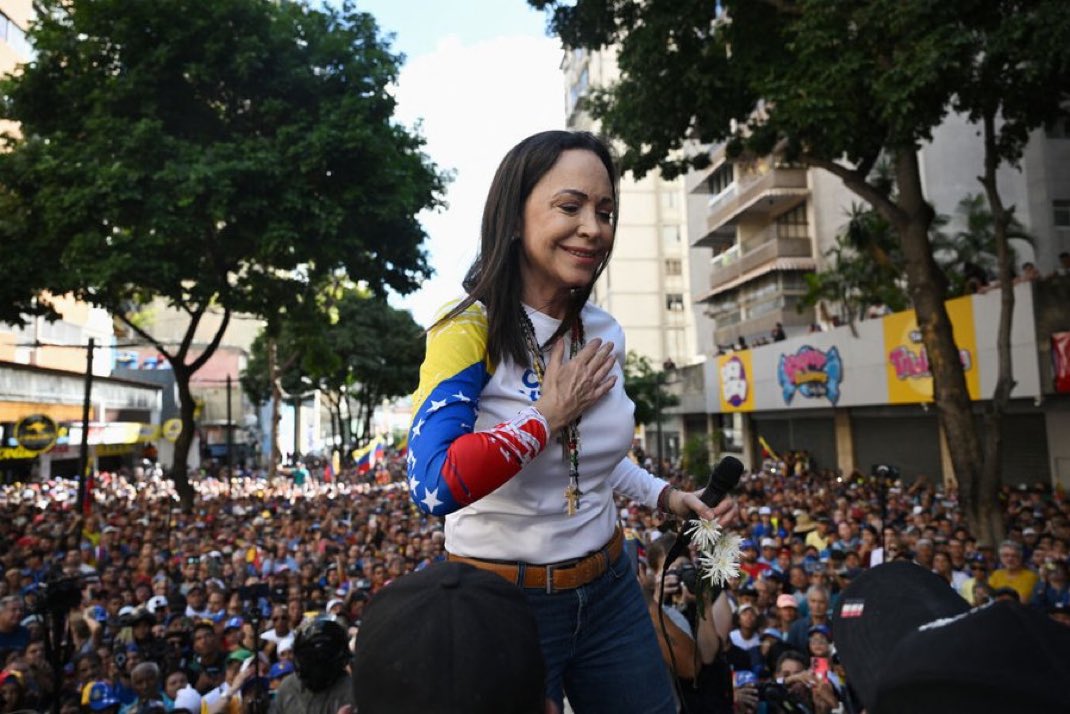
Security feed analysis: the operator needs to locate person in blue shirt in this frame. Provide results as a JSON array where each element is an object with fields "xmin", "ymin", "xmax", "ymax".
[
  {"xmin": 1029, "ymin": 560, "xmax": 1069, "ymax": 610},
  {"xmin": 0, "ymin": 597, "xmax": 30, "ymax": 656}
]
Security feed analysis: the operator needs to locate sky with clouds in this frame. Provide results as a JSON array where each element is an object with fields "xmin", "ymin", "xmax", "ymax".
[{"xmin": 356, "ymin": 0, "xmax": 566, "ymax": 327}]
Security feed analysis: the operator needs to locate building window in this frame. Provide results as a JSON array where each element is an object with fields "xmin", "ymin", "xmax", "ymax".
[
  {"xmin": 1055, "ymin": 200, "xmax": 1070, "ymax": 228},
  {"xmin": 666, "ymin": 293, "xmax": 684, "ymax": 311},
  {"xmin": 662, "ymin": 226, "xmax": 680, "ymax": 246},
  {"xmin": 567, "ymin": 67, "xmax": 590, "ymax": 116},
  {"xmin": 0, "ymin": 11, "xmax": 32, "ymax": 58},
  {"xmin": 706, "ymin": 163, "xmax": 734, "ymax": 195},
  {"xmin": 776, "ymin": 202, "xmax": 809, "ymax": 239},
  {"xmin": 661, "ymin": 190, "xmax": 677, "ymax": 210},
  {"xmin": 1046, "ymin": 118, "xmax": 1070, "ymax": 139},
  {"xmin": 665, "ymin": 258, "xmax": 682, "ymax": 276}
]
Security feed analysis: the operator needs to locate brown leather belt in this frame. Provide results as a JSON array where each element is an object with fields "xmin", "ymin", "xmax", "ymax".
[{"xmin": 447, "ymin": 527, "xmax": 624, "ymax": 594}]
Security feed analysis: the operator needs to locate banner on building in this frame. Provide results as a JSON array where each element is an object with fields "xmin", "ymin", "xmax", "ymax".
[
  {"xmin": 717, "ymin": 351, "xmax": 755, "ymax": 412},
  {"xmin": 883, "ymin": 295, "xmax": 980, "ymax": 403},
  {"xmin": 1053, "ymin": 332, "xmax": 1070, "ymax": 394}
]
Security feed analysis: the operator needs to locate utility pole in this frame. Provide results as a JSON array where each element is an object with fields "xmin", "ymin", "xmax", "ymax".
[
  {"xmin": 226, "ymin": 374, "xmax": 234, "ymax": 487},
  {"xmin": 292, "ymin": 395, "xmax": 301, "ymax": 462},
  {"xmin": 76, "ymin": 338, "xmax": 94, "ymax": 513}
]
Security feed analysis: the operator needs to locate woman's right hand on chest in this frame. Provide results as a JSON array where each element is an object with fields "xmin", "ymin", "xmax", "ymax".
[{"xmin": 533, "ymin": 337, "xmax": 616, "ymax": 433}]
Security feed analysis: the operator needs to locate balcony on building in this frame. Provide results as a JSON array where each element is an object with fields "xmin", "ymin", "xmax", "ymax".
[
  {"xmin": 699, "ymin": 270, "xmax": 816, "ymax": 348},
  {"xmin": 696, "ymin": 214, "xmax": 818, "ymax": 348},
  {"xmin": 691, "ymin": 152, "xmax": 809, "ymax": 251}
]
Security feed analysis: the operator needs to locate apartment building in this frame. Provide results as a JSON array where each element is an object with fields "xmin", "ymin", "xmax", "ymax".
[
  {"xmin": 563, "ymin": 47, "xmax": 697, "ymax": 369},
  {"xmin": 683, "ymin": 118, "xmax": 1070, "ymax": 486},
  {"xmin": 563, "ymin": 47, "xmax": 698, "ymax": 462}
]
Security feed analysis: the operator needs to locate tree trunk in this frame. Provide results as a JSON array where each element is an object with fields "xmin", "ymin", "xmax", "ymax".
[
  {"xmin": 977, "ymin": 110, "xmax": 1014, "ymax": 546},
  {"xmin": 891, "ymin": 150, "xmax": 985, "ymax": 535},
  {"xmin": 171, "ymin": 367, "xmax": 197, "ymax": 510},
  {"xmin": 267, "ymin": 337, "xmax": 281, "ymax": 481}
]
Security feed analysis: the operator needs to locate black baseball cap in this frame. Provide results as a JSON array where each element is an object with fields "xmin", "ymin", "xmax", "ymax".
[
  {"xmin": 834, "ymin": 562, "xmax": 1070, "ymax": 713},
  {"xmin": 351, "ymin": 562, "xmax": 545, "ymax": 714}
]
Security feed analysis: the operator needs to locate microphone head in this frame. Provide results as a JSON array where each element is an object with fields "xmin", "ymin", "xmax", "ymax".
[{"xmin": 708, "ymin": 455, "xmax": 744, "ymax": 492}]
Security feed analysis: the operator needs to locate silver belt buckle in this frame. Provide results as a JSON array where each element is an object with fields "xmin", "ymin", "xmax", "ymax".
[{"xmin": 545, "ymin": 564, "xmax": 555, "ymax": 594}]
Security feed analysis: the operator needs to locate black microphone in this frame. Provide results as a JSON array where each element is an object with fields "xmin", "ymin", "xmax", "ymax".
[
  {"xmin": 658, "ymin": 456, "xmax": 745, "ymax": 611},
  {"xmin": 697, "ymin": 455, "xmax": 745, "ymax": 513}
]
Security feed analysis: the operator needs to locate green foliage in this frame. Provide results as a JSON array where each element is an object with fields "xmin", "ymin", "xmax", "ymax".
[
  {"xmin": 802, "ymin": 203, "xmax": 910, "ymax": 326},
  {"xmin": 0, "ymin": 0, "xmax": 444, "ymax": 502},
  {"xmin": 681, "ymin": 434, "xmax": 711, "ymax": 484},
  {"xmin": 934, "ymin": 194, "xmax": 1034, "ymax": 296},
  {"xmin": 622, "ymin": 351, "xmax": 678, "ymax": 427},
  {"xmin": 0, "ymin": 0, "xmax": 446, "ymax": 324},
  {"xmin": 242, "ymin": 290, "xmax": 425, "ymax": 442}
]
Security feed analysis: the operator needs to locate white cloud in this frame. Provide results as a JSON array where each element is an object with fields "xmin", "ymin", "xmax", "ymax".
[{"xmin": 390, "ymin": 33, "xmax": 564, "ymax": 327}]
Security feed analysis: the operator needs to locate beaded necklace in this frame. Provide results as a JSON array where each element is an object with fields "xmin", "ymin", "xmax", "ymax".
[{"xmin": 521, "ymin": 308, "xmax": 585, "ymax": 516}]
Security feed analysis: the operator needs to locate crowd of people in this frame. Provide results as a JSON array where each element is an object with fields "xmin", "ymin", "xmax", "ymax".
[{"xmin": 0, "ymin": 445, "xmax": 1065, "ymax": 713}]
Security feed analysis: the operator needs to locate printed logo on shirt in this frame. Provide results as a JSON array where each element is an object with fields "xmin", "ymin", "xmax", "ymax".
[{"xmin": 519, "ymin": 369, "xmax": 541, "ymax": 402}]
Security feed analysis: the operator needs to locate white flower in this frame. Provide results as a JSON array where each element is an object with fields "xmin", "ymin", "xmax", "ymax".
[
  {"xmin": 699, "ymin": 533, "xmax": 743, "ymax": 588},
  {"xmin": 685, "ymin": 518, "xmax": 723, "ymax": 553}
]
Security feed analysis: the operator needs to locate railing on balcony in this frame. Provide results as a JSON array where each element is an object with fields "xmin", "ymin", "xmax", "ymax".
[
  {"xmin": 708, "ymin": 237, "xmax": 813, "ymax": 292},
  {"xmin": 705, "ymin": 166, "xmax": 808, "ymax": 234}
]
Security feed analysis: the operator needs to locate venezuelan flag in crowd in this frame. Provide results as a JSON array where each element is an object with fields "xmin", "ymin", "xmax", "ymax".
[{"xmin": 353, "ymin": 436, "xmax": 384, "ymax": 475}]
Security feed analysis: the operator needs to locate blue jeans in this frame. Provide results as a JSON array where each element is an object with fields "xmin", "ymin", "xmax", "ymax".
[{"xmin": 522, "ymin": 552, "xmax": 676, "ymax": 714}]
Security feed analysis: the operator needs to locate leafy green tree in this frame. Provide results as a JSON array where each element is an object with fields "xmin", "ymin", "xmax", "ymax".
[
  {"xmin": 323, "ymin": 293, "xmax": 425, "ymax": 446},
  {"xmin": 681, "ymin": 434, "xmax": 711, "ymax": 484},
  {"xmin": 242, "ymin": 291, "xmax": 424, "ymax": 460},
  {"xmin": 0, "ymin": 0, "xmax": 445, "ymax": 506},
  {"xmin": 949, "ymin": 1, "xmax": 1069, "ymax": 542},
  {"xmin": 802, "ymin": 203, "xmax": 910, "ymax": 330},
  {"xmin": 622, "ymin": 351, "xmax": 679, "ymax": 427},
  {"xmin": 531, "ymin": 0, "xmax": 1067, "ymax": 540}
]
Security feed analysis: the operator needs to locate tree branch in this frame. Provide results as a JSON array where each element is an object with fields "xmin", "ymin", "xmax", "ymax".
[
  {"xmin": 175, "ymin": 303, "xmax": 206, "ymax": 363},
  {"xmin": 801, "ymin": 153, "xmax": 908, "ymax": 226},
  {"xmin": 115, "ymin": 312, "xmax": 176, "ymax": 364},
  {"xmin": 188, "ymin": 307, "xmax": 231, "ymax": 374}
]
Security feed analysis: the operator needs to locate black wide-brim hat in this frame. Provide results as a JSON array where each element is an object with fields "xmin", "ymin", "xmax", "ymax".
[{"xmin": 833, "ymin": 561, "xmax": 1070, "ymax": 713}]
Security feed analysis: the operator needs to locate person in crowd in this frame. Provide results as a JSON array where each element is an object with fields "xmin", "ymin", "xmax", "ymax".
[
  {"xmin": 1030, "ymin": 560, "xmax": 1069, "ymax": 610},
  {"xmin": 787, "ymin": 585, "xmax": 831, "ymax": 653},
  {"xmin": 258, "ymin": 605, "xmax": 293, "ymax": 660},
  {"xmin": 988, "ymin": 539, "xmax": 1039, "ymax": 603},
  {"xmin": 189, "ymin": 622, "xmax": 226, "ymax": 695},
  {"xmin": 771, "ymin": 650, "xmax": 840, "ymax": 714},
  {"xmin": 118, "ymin": 661, "xmax": 165, "ymax": 714},
  {"xmin": 772, "ymin": 594, "xmax": 799, "ymax": 640},
  {"xmin": 0, "ymin": 391, "xmax": 1066, "ymax": 712},
  {"xmin": 644, "ymin": 533, "xmax": 734, "ymax": 714},
  {"xmin": 404, "ymin": 129, "xmax": 738, "ymax": 713},
  {"xmin": 269, "ymin": 617, "xmax": 352, "ymax": 714},
  {"xmin": 0, "ymin": 598, "xmax": 28, "ymax": 658}
]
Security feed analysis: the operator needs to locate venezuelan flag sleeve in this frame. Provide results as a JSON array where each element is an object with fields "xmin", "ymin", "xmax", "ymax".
[{"xmin": 408, "ymin": 302, "xmax": 550, "ymax": 516}]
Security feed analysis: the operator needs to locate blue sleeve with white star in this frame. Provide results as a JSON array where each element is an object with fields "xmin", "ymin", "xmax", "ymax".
[{"xmin": 408, "ymin": 302, "xmax": 549, "ymax": 516}]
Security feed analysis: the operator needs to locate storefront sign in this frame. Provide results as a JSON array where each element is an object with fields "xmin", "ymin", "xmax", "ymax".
[
  {"xmin": 883, "ymin": 295, "xmax": 979, "ymax": 403},
  {"xmin": 0, "ymin": 444, "xmax": 43, "ymax": 460},
  {"xmin": 717, "ymin": 351, "xmax": 754, "ymax": 412},
  {"xmin": 162, "ymin": 418, "xmax": 183, "ymax": 443},
  {"xmin": 777, "ymin": 346, "xmax": 843, "ymax": 405},
  {"xmin": 14, "ymin": 414, "xmax": 58, "ymax": 452}
]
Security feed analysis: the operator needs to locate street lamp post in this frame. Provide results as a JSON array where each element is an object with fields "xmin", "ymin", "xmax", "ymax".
[
  {"xmin": 655, "ymin": 373, "xmax": 663, "ymax": 478},
  {"xmin": 654, "ymin": 359, "xmax": 676, "ymax": 479}
]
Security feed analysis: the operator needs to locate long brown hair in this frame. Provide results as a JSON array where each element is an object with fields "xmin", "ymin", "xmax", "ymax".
[{"xmin": 434, "ymin": 130, "xmax": 619, "ymax": 367}]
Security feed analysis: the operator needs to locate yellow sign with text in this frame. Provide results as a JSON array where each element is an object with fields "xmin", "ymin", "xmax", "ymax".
[
  {"xmin": 717, "ymin": 351, "xmax": 755, "ymax": 412},
  {"xmin": 883, "ymin": 296, "xmax": 980, "ymax": 403}
]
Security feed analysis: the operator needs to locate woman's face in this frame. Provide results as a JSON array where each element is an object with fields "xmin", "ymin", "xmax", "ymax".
[{"xmin": 519, "ymin": 149, "xmax": 614, "ymax": 310}]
